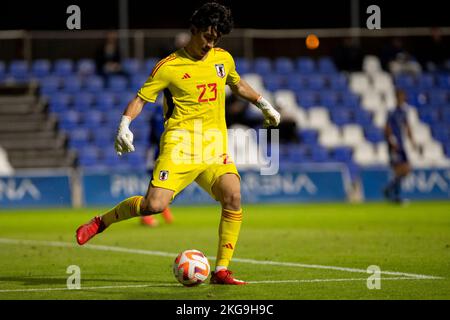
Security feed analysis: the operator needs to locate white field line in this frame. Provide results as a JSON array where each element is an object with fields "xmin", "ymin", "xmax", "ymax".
[
  {"xmin": 0, "ymin": 277, "xmax": 431, "ymax": 293},
  {"xmin": 0, "ymin": 238, "xmax": 443, "ymax": 281},
  {"xmin": 248, "ymin": 277, "xmax": 424, "ymax": 284},
  {"xmin": 0, "ymin": 283, "xmax": 179, "ymax": 293}
]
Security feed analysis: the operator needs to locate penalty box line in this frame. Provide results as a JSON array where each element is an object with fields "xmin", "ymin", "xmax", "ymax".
[{"xmin": 0, "ymin": 238, "xmax": 443, "ymax": 281}]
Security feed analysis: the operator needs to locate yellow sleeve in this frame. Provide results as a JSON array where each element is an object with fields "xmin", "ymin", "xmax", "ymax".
[
  {"xmin": 137, "ymin": 59, "xmax": 171, "ymax": 103},
  {"xmin": 226, "ymin": 53, "xmax": 241, "ymax": 86}
]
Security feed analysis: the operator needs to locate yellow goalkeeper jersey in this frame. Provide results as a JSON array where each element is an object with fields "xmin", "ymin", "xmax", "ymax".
[{"xmin": 137, "ymin": 47, "xmax": 241, "ymax": 164}]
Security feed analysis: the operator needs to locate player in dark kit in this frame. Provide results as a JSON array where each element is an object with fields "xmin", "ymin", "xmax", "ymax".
[{"xmin": 383, "ymin": 89, "xmax": 416, "ymax": 203}]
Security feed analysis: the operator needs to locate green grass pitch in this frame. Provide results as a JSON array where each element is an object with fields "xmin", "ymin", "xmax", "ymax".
[{"xmin": 0, "ymin": 202, "xmax": 449, "ymax": 300}]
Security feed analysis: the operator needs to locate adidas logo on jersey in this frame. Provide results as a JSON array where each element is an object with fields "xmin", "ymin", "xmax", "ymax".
[{"xmin": 181, "ymin": 73, "xmax": 191, "ymax": 79}]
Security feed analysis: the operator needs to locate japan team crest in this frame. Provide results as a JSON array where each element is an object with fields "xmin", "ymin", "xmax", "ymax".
[
  {"xmin": 159, "ymin": 170, "xmax": 169, "ymax": 181},
  {"xmin": 215, "ymin": 64, "xmax": 226, "ymax": 78}
]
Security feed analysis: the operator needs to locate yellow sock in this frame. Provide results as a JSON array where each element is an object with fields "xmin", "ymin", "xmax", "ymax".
[
  {"xmin": 216, "ymin": 208, "xmax": 242, "ymax": 268},
  {"xmin": 101, "ymin": 196, "xmax": 143, "ymax": 228}
]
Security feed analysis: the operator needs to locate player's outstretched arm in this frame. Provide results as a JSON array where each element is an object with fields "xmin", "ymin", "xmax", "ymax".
[
  {"xmin": 229, "ymin": 79, "xmax": 280, "ymax": 127},
  {"xmin": 115, "ymin": 95, "xmax": 147, "ymax": 156}
]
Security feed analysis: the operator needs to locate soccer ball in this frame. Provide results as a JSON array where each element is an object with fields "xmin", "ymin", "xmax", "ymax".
[{"xmin": 173, "ymin": 249, "xmax": 210, "ymax": 286}]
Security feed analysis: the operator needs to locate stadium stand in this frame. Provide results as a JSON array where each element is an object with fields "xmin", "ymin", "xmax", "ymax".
[
  {"xmin": 0, "ymin": 55, "xmax": 449, "ymax": 177},
  {"xmin": 0, "ymin": 82, "xmax": 76, "ymax": 168}
]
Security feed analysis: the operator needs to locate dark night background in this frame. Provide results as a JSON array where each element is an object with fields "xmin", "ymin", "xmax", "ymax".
[{"xmin": 0, "ymin": 0, "xmax": 448, "ymax": 30}]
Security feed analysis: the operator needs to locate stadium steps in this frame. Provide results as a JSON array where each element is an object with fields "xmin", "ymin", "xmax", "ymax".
[
  {"xmin": 0, "ymin": 114, "xmax": 57, "ymax": 132},
  {"xmin": 0, "ymin": 84, "xmax": 75, "ymax": 169},
  {"xmin": 0, "ymin": 131, "xmax": 66, "ymax": 150},
  {"xmin": 7, "ymin": 149, "xmax": 76, "ymax": 168}
]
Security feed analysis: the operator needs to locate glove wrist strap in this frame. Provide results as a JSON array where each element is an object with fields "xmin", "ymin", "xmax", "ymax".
[
  {"xmin": 254, "ymin": 96, "xmax": 272, "ymax": 112},
  {"xmin": 119, "ymin": 115, "xmax": 131, "ymax": 129}
]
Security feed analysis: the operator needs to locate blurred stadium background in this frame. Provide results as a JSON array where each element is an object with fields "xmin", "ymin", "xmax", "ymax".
[
  {"xmin": 0, "ymin": 0, "xmax": 449, "ymax": 206},
  {"xmin": 0, "ymin": 0, "xmax": 450, "ymax": 300}
]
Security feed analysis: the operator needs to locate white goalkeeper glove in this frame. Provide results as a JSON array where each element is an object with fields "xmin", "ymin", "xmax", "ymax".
[
  {"xmin": 254, "ymin": 96, "xmax": 281, "ymax": 127},
  {"xmin": 114, "ymin": 115, "xmax": 135, "ymax": 156}
]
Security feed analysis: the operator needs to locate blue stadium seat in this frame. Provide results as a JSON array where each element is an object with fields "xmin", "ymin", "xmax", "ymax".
[
  {"xmin": 405, "ymin": 89, "xmax": 422, "ymax": 106},
  {"xmin": 132, "ymin": 113, "xmax": 151, "ymax": 128},
  {"xmin": 124, "ymin": 150, "xmax": 146, "ymax": 167},
  {"xmin": 310, "ymin": 147, "xmax": 329, "ymax": 162},
  {"xmin": 77, "ymin": 146, "xmax": 101, "ymax": 167},
  {"xmin": 9, "ymin": 60, "xmax": 29, "ymax": 80},
  {"xmin": 353, "ymin": 110, "xmax": 373, "ymax": 126},
  {"xmin": 108, "ymin": 75, "xmax": 128, "ymax": 91},
  {"xmin": 103, "ymin": 113, "xmax": 121, "ymax": 128},
  {"xmin": 317, "ymin": 57, "xmax": 337, "ymax": 74},
  {"xmin": 286, "ymin": 74, "xmax": 307, "ymax": 91},
  {"xmin": 340, "ymin": 93, "xmax": 360, "ymax": 109},
  {"xmin": 431, "ymin": 122, "xmax": 449, "ymax": 136},
  {"xmin": 418, "ymin": 108, "xmax": 441, "ymax": 125},
  {"xmin": 296, "ymin": 90, "xmax": 317, "ymax": 108},
  {"xmin": 73, "ymin": 92, "xmax": 95, "ymax": 112},
  {"xmin": 279, "ymin": 154, "xmax": 292, "ymax": 164},
  {"xmin": 93, "ymin": 128, "xmax": 114, "ymax": 147},
  {"xmin": 417, "ymin": 73, "xmax": 435, "ymax": 90},
  {"xmin": 58, "ymin": 110, "xmax": 81, "ymax": 131},
  {"xmin": 104, "ymin": 150, "xmax": 122, "ymax": 167},
  {"xmin": 299, "ymin": 130, "xmax": 318, "ymax": 145},
  {"xmin": 68, "ymin": 128, "xmax": 90, "ymax": 149},
  {"xmin": 76, "ymin": 59, "xmax": 96, "ymax": 76},
  {"xmin": 40, "ymin": 76, "xmax": 61, "ymax": 96},
  {"xmin": 32, "ymin": 60, "xmax": 51, "ymax": 78},
  {"xmin": 133, "ymin": 125, "xmax": 150, "ymax": 143},
  {"xmin": 122, "ymin": 58, "xmax": 142, "ymax": 75},
  {"xmin": 118, "ymin": 91, "xmax": 136, "ymax": 106},
  {"xmin": 365, "ymin": 126, "xmax": 384, "ymax": 143},
  {"xmin": 432, "ymin": 126, "xmax": 449, "ymax": 144},
  {"xmin": 287, "ymin": 146, "xmax": 310, "ymax": 163},
  {"xmin": 274, "ymin": 57, "xmax": 294, "ymax": 75},
  {"xmin": 62, "ymin": 77, "xmax": 83, "ymax": 94},
  {"xmin": 319, "ymin": 90, "xmax": 340, "ymax": 108},
  {"xmin": 394, "ymin": 74, "xmax": 415, "ymax": 90},
  {"xmin": 130, "ymin": 74, "xmax": 148, "ymax": 92},
  {"xmin": 85, "ymin": 76, "xmax": 104, "ymax": 93},
  {"xmin": 442, "ymin": 110, "xmax": 450, "ymax": 123},
  {"xmin": 54, "ymin": 59, "xmax": 74, "ymax": 77},
  {"xmin": 48, "ymin": 93, "xmax": 71, "ymax": 113},
  {"xmin": 264, "ymin": 75, "xmax": 285, "ymax": 92},
  {"xmin": 49, "ymin": 92, "xmax": 71, "ymax": 105},
  {"xmin": 253, "ymin": 57, "xmax": 272, "ymax": 75},
  {"xmin": 428, "ymin": 89, "xmax": 448, "ymax": 106},
  {"xmin": 81, "ymin": 111, "xmax": 104, "ymax": 129},
  {"xmin": 234, "ymin": 57, "xmax": 251, "ymax": 74},
  {"xmin": 308, "ymin": 75, "xmax": 327, "ymax": 90},
  {"xmin": 437, "ymin": 74, "xmax": 450, "ymax": 89},
  {"xmin": 296, "ymin": 57, "xmax": 315, "ymax": 74},
  {"xmin": 332, "ymin": 147, "xmax": 353, "ymax": 162},
  {"xmin": 95, "ymin": 93, "xmax": 116, "ymax": 111},
  {"xmin": 279, "ymin": 143, "xmax": 300, "ymax": 156},
  {"xmin": 330, "ymin": 109, "xmax": 353, "ymax": 126},
  {"xmin": 328, "ymin": 74, "xmax": 347, "ymax": 90}
]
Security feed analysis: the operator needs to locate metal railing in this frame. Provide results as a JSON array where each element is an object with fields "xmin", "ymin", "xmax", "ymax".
[{"xmin": 0, "ymin": 27, "xmax": 449, "ymax": 62}]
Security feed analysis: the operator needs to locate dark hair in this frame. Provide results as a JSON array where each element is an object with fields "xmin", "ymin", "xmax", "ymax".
[{"xmin": 190, "ymin": 2, "xmax": 233, "ymax": 36}]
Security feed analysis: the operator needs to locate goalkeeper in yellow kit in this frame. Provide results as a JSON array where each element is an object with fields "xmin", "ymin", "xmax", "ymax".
[{"xmin": 76, "ymin": 2, "xmax": 280, "ymax": 285}]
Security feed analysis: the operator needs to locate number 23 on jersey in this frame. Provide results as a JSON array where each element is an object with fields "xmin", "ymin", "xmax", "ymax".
[{"xmin": 197, "ymin": 83, "xmax": 217, "ymax": 103}]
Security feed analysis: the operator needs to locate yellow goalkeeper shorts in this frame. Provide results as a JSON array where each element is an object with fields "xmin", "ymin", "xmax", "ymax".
[{"xmin": 150, "ymin": 155, "xmax": 240, "ymax": 201}]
